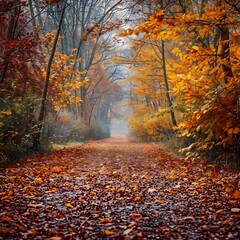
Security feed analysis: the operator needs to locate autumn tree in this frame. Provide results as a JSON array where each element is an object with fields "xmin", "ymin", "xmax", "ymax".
[
  {"xmin": 0, "ymin": 0, "xmax": 46, "ymax": 159},
  {"xmin": 114, "ymin": 0, "xmax": 180, "ymax": 141},
  {"xmin": 120, "ymin": 0, "xmax": 240, "ymax": 166},
  {"xmin": 11, "ymin": 0, "xmax": 125, "ymax": 142}
]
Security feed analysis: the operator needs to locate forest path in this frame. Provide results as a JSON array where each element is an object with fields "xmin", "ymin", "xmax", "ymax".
[{"xmin": 0, "ymin": 138, "xmax": 240, "ymax": 239}]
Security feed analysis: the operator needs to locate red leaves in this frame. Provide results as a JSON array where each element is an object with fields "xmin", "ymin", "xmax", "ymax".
[
  {"xmin": 131, "ymin": 213, "xmax": 143, "ymax": 221},
  {"xmin": 0, "ymin": 140, "xmax": 239, "ymax": 239},
  {"xmin": 232, "ymin": 190, "xmax": 240, "ymax": 199},
  {"xmin": 0, "ymin": 227, "xmax": 13, "ymax": 234}
]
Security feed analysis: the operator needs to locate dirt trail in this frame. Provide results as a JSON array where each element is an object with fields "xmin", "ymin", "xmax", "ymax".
[{"xmin": 0, "ymin": 138, "xmax": 240, "ymax": 239}]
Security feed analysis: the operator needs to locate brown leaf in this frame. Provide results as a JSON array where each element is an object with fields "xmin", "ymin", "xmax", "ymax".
[
  {"xmin": 220, "ymin": 220, "xmax": 233, "ymax": 225},
  {"xmin": 232, "ymin": 190, "xmax": 240, "ymax": 199},
  {"xmin": 216, "ymin": 209, "xmax": 225, "ymax": 215},
  {"xmin": 131, "ymin": 213, "xmax": 143, "ymax": 221},
  {"xmin": 225, "ymin": 187, "xmax": 231, "ymax": 193},
  {"xmin": 210, "ymin": 172, "xmax": 219, "ymax": 179},
  {"xmin": 22, "ymin": 229, "xmax": 38, "ymax": 237},
  {"xmin": 68, "ymin": 227, "xmax": 76, "ymax": 233},
  {"xmin": 1, "ymin": 195, "xmax": 14, "ymax": 200},
  {"xmin": 48, "ymin": 237, "xmax": 62, "ymax": 240},
  {"xmin": 0, "ymin": 227, "xmax": 13, "ymax": 233},
  {"xmin": 13, "ymin": 223, "xmax": 26, "ymax": 231},
  {"xmin": 48, "ymin": 229, "xmax": 61, "ymax": 235},
  {"xmin": 0, "ymin": 216, "xmax": 12, "ymax": 222}
]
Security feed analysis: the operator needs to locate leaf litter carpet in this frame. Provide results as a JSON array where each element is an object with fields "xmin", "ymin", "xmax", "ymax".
[{"xmin": 0, "ymin": 137, "xmax": 240, "ymax": 239}]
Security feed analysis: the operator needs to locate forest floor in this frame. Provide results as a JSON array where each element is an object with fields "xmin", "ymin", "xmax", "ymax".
[{"xmin": 0, "ymin": 136, "xmax": 240, "ymax": 239}]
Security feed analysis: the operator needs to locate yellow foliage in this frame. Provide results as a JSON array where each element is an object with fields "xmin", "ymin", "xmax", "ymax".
[
  {"xmin": 120, "ymin": 1, "xmax": 240, "ymax": 163},
  {"xmin": 128, "ymin": 107, "xmax": 176, "ymax": 142},
  {"xmin": 42, "ymin": 33, "xmax": 90, "ymax": 110}
]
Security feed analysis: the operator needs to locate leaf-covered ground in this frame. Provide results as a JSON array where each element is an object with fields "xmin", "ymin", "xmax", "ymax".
[{"xmin": 0, "ymin": 137, "xmax": 240, "ymax": 239}]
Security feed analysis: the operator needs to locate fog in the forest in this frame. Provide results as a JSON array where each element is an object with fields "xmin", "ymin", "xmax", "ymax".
[{"xmin": 110, "ymin": 118, "xmax": 129, "ymax": 136}]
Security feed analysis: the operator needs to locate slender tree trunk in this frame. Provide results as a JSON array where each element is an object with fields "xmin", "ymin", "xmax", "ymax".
[
  {"xmin": 68, "ymin": 0, "xmax": 123, "ymax": 119},
  {"xmin": 36, "ymin": 0, "xmax": 67, "ymax": 147},
  {"xmin": 216, "ymin": 0, "xmax": 233, "ymax": 83},
  {"xmin": 220, "ymin": 26, "xmax": 233, "ymax": 83},
  {"xmin": 33, "ymin": 0, "xmax": 44, "ymax": 34},
  {"xmin": 161, "ymin": 40, "xmax": 177, "ymax": 126},
  {"xmin": 28, "ymin": 0, "xmax": 37, "ymax": 29}
]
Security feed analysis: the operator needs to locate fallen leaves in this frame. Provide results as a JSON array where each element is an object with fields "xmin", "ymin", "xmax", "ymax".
[
  {"xmin": 123, "ymin": 228, "xmax": 134, "ymax": 235},
  {"xmin": 65, "ymin": 203, "xmax": 74, "ymax": 208},
  {"xmin": 182, "ymin": 216, "xmax": 195, "ymax": 221},
  {"xmin": 103, "ymin": 229, "xmax": 116, "ymax": 235},
  {"xmin": 0, "ymin": 140, "xmax": 239, "ymax": 239},
  {"xmin": 28, "ymin": 203, "xmax": 44, "ymax": 208},
  {"xmin": 232, "ymin": 190, "xmax": 240, "ymax": 199},
  {"xmin": 99, "ymin": 217, "xmax": 112, "ymax": 223},
  {"xmin": 231, "ymin": 208, "xmax": 240, "ymax": 213},
  {"xmin": 48, "ymin": 237, "xmax": 62, "ymax": 240},
  {"xmin": 133, "ymin": 196, "xmax": 141, "ymax": 202},
  {"xmin": 48, "ymin": 187, "xmax": 58, "ymax": 193},
  {"xmin": 130, "ymin": 184, "xmax": 139, "ymax": 191},
  {"xmin": 35, "ymin": 177, "xmax": 43, "ymax": 183},
  {"xmin": 0, "ymin": 226, "xmax": 13, "ymax": 234},
  {"xmin": 155, "ymin": 199, "xmax": 165, "ymax": 204},
  {"xmin": 53, "ymin": 166, "xmax": 62, "ymax": 173},
  {"xmin": 131, "ymin": 213, "xmax": 143, "ymax": 221},
  {"xmin": 216, "ymin": 209, "xmax": 225, "ymax": 215},
  {"xmin": 0, "ymin": 216, "xmax": 12, "ymax": 222},
  {"xmin": 148, "ymin": 188, "xmax": 156, "ymax": 192}
]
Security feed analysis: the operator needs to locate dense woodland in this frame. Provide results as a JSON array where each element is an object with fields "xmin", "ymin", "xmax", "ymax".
[{"xmin": 0, "ymin": 0, "xmax": 240, "ymax": 167}]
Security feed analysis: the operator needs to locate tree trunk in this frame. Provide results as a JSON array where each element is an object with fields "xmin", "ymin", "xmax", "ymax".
[
  {"xmin": 36, "ymin": 0, "xmax": 67, "ymax": 148},
  {"xmin": 161, "ymin": 40, "xmax": 177, "ymax": 126},
  {"xmin": 33, "ymin": 0, "xmax": 44, "ymax": 34},
  {"xmin": 220, "ymin": 26, "xmax": 233, "ymax": 83}
]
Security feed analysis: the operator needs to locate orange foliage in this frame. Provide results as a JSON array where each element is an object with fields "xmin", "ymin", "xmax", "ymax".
[
  {"xmin": 120, "ymin": 1, "xmax": 240, "ymax": 165},
  {"xmin": 42, "ymin": 33, "xmax": 90, "ymax": 110}
]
